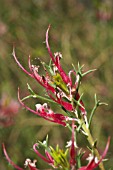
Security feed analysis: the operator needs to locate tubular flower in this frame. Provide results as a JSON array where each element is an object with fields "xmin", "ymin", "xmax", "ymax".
[
  {"xmin": 12, "ymin": 26, "xmax": 86, "ymax": 115},
  {"xmin": 69, "ymin": 121, "xmax": 76, "ymax": 169},
  {"xmin": 33, "ymin": 142, "xmax": 70, "ymax": 169},
  {"xmin": 18, "ymin": 89, "xmax": 73, "ymax": 126},
  {"xmin": 33, "ymin": 121, "xmax": 77, "ymax": 169},
  {"xmin": 5, "ymin": 122, "xmax": 76, "ymax": 170},
  {"xmin": 33, "ymin": 143, "xmax": 54, "ymax": 166},
  {"xmin": 79, "ymin": 137, "xmax": 110, "ymax": 170},
  {"xmin": 35, "ymin": 103, "xmax": 68, "ymax": 126}
]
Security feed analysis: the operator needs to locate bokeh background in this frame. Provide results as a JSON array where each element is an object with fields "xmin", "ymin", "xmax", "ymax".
[{"xmin": 0, "ymin": 0, "xmax": 113, "ymax": 169}]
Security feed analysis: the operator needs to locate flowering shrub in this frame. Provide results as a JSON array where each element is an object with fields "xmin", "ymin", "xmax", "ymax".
[{"xmin": 3, "ymin": 26, "xmax": 110, "ymax": 170}]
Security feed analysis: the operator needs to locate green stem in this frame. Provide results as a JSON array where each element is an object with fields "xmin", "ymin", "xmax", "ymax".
[
  {"xmin": 22, "ymin": 94, "xmax": 57, "ymax": 104},
  {"xmin": 82, "ymin": 122, "xmax": 105, "ymax": 170}
]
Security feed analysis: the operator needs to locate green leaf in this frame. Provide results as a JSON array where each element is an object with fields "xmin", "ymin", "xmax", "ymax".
[{"xmin": 27, "ymin": 83, "xmax": 35, "ymax": 95}]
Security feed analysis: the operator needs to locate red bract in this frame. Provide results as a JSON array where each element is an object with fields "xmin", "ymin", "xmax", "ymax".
[{"xmin": 79, "ymin": 137, "xmax": 110, "ymax": 170}]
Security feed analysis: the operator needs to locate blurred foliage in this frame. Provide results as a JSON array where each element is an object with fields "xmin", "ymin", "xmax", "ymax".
[{"xmin": 0, "ymin": 0, "xmax": 113, "ymax": 169}]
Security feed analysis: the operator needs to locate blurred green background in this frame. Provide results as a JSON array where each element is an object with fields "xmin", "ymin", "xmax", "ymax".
[{"xmin": 0, "ymin": 0, "xmax": 113, "ymax": 169}]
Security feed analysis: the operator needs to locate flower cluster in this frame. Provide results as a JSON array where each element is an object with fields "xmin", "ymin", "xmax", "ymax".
[
  {"xmin": 13, "ymin": 25, "xmax": 87, "ymax": 120},
  {"xmin": 3, "ymin": 26, "xmax": 110, "ymax": 170},
  {"xmin": 2, "ymin": 124, "xmax": 110, "ymax": 170}
]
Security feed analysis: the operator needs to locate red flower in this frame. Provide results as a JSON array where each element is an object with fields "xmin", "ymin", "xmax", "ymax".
[
  {"xmin": 46, "ymin": 25, "xmax": 71, "ymax": 85},
  {"xmin": 2, "ymin": 137, "xmax": 110, "ymax": 170},
  {"xmin": 12, "ymin": 26, "xmax": 86, "ymax": 115},
  {"xmin": 79, "ymin": 137, "xmax": 110, "ymax": 170},
  {"xmin": 69, "ymin": 121, "xmax": 76, "ymax": 169},
  {"xmin": 18, "ymin": 89, "xmax": 72, "ymax": 126},
  {"xmin": 33, "ymin": 143, "xmax": 54, "ymax": 166}
]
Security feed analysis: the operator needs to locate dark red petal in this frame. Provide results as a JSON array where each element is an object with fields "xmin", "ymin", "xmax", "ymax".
[{"xmin": 61, "ymin": 101, "xmax": 73, "ymax": 111}]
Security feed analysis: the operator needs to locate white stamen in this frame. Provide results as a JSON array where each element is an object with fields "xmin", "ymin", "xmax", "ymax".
[
  {"xmin": 54, "ymin": 52, "xmax": 62, "ymax": 59},
  {"xmin": 66, "ymin": 140, "xmax": 78, "ymax": 148},
  {"xmin": 35, "ymin": 104, "xmax": 42, "ymax": 110},
  {"xmin": 86, "ymin": 154, "xmax": 94, "ymax": 162},
  {"xmin": 24, "ymin": 158, "xmax": 37, "ymax": 168}
]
